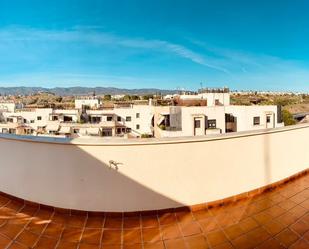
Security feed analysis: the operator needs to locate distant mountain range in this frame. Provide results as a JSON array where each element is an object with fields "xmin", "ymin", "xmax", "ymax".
[{"xmin": 0, "ymin": 86, "xmax": 178, "ymax": 96}]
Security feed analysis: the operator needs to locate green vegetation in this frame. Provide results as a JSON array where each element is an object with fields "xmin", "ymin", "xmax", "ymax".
[
  {"xmin": 281, "ymin": 109, "xmax": 297, "ymax": 126},
  {"xmin": 230, "ymin": 96, "xmax": 251, "ymax": 105},
  {"xmin": 273, "ymin": 96, "xmax": 300, "ymax": 106},
  {"xmin": 103, "ymin": 94, "xmax": 111, "ymax": 101},
  {"xmin": 231, "ymin": 93, "xmax": 309, "ymax": 115},
  {"xmin": 231, "ymin": 94, "xmax": 305, "ymax": 106},
  {"xmin": 142, "ymin": 94, "xmax": 154, "ymax": 100},
  {"xmin": 18, "ymin": 92, "xmax": 74, "ymax": 108},
  {"xmin": 158, "ymin": 124, "xmax": 166, "ymax": 130},
  {"xmin": 122, "ymin": 95, "xmax": 140, "ymax": 101},
  {"xmin": 141, "ymin": 133, "xmax": 152, "ymax": 138}
]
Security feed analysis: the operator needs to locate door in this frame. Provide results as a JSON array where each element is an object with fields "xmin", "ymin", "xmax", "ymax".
[
  {"xmin": 266, "ymin": 114, "xmax": 274, "ymax": 129},
  {"xmin": 194, "ymin": 117, "xmax": 204, "ymax": 136},
  {"xmin": 225, "ymin": 114, "xmax": 237, "ymax": 133}
]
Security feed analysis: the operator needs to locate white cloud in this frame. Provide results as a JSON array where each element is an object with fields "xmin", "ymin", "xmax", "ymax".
[
  {"xmin": 0, "ymin": 26, "xmax": 228, "ymax": 73},
  {"xmin": 0, "ymin": 26, "xmax": 308, "ymax": 91}
]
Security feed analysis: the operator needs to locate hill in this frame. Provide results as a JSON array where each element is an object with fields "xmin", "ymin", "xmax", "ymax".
[{"xmin": 0, "ymin": 86, "xmax": 177, "ymax": 96}]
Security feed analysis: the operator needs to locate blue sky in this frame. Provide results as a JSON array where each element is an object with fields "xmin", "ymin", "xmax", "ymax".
[{"xmin": 0, "ymin": 0, "xmax": 308, "ymax": 91}]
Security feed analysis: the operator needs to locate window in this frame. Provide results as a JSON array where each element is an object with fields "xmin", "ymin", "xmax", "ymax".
[
  {"xmin": 225, "ymin": 114, "xmax": 235, "ymax": 123},
  {"xmin": 9, "ymin": 128, "xmax": 16, "ymax": 134},
  {"xmin": 215, "ymin": 99, "xmax": 220, "ymax": 105},
  {"xmin": 52, "ymin": 115, "xmax": 58, "ymax": 121},
  {"xmin": 207, "ymin": 119, "xmax": 217, "ymax": 129},
  {"xmin": 266, "ymin": 116, "xmax": 271, "ymax": 123},
  {"xmin": 64, "ymin": 116, "xmax": 73, "ymax": 122},
  {"xmin": 253, "ymin": 117, "xmax": 260, "ymax": 125},
  {"xmin": 91, "ymin": 116, "xmax": 101, "ymax": 123},
  {"xmin": 102, "ymin": 128, "xmax": 113, "ymax": 137},
  {"xmin": 136, "ymin": 113, "xmax": 140, "ymax": 118},
  {"xmin": 126, "ymin": 116, "xmax": 132, "ymax": 122},
  {"xmin": 194, "ymin": 120, "xmax": 201, "ymax": 128},
  {"xmin": 30, "ymin": 120, "xmax": 35, "ymax": 123},
  {"xmin": 136, "ymin": 124, "xmax": 140, "ymax": 130},
  {"xmin": 37, "ymin": 116, "xmax": 42, "ymax": 121},
  {"xmin": 106, "ymin": 116, "xmax": 113, "ymax": 121},
  {"xmin": 117, "ymin": 116, "xmax": 121, "ymax": 122}
]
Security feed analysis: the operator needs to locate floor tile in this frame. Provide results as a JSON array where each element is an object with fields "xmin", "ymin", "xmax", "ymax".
[
  {"xmin": 142, "ymin": 227, "xmax": 161, "ymax": 242},
  {"xmin": 1, "ymin": 171, "xmax": 309, "ymax": 249},
  {"xmin": 81, "ymin": 228, "xmax": 103, "ymax": 245},
  {"xmin": 275, "ymin": 228, "xmax": 300, "ymax": 247}
]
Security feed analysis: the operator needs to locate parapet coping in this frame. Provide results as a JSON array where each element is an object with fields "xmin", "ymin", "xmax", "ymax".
[{"xmin": 0, "ymin": 123, "xmax": 308, "ymax": 146}]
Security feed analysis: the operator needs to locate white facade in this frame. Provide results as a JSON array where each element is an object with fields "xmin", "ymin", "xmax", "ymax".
[
  {"xmin": 112, "ymin": 94, "xmax": 125, "ymax": 100},
  {"xmin": 0, "ymin": 105, "xmax": 155, "ymax": 138},
  {"xmin": 112, "ymin": 105, "xmax": 153, "ymax": 136},
  {"xmin": 225, "ymin": 105, "xmax": 281, "ymax": 132},
  {"xmin": 179, "ymin": 92, "xmax": 230, "ymax": 106},
  {"xmin": 75, "ymin": 98, "xmax": 100, "ymax": 109},
  {"xmin": 199, "ymin": 92, "xmax": 230, "ymax": 106},
  {"xmin": 0, "ymin": 92, "xmax": 284, "ymax": 138},
  {"xmin": 0, "ymin": 102, "xmax": 16, "ymax": 112},
  {"xmin": 52, "ymin": 109, "xmax": 79, "ymax": 123},
  {"xmin": 154, "ymin": 105, "xmax": 283, "ymax": 138},
  {"xmin": 8, "ymin": 109, "xmax": 52, "ymax": 130}
]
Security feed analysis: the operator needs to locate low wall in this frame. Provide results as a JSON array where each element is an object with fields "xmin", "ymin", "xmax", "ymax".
[{"xmin": 0, "ymin": 124, "xmax": 308, "ymax": 212}]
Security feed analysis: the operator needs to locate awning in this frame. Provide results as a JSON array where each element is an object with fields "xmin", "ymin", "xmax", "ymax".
[
  {"xmin": 46, "ymin": 124, "xmax": 59, "ymax": 132},
  {"xmin": 59, "ymin": 126, "xmax": 71, "ymax": 134},
  {"xmin": 86, "ymin": 127, "xmax": 100, "ymax": 135}
]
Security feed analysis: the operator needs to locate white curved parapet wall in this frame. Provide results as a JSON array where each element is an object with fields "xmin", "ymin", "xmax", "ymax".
[{"xmin": 0, "ymin": 124, "xmax": 308, "ymax": 212}]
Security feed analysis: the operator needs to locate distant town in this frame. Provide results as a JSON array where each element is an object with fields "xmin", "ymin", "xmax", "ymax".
[{"xmin": 0, "ymin": 86, "xmax": 308, "ymax": 139}]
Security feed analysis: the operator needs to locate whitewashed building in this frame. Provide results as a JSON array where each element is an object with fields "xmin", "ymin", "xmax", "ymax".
[
  {"xmin": 153, "ymin": 105, "xmax": 282, "ymax": 138},
  {"xmin": 0, "ymin": 89, "xmax": 284, "ymax": 138},
  {"xmin": 74, "ymin": 97, "xmax": 100, "ymax": 109}
]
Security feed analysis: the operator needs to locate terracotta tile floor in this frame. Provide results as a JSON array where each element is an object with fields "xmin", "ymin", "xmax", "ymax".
[{"xmin": 2, "ymin": 174, "xmax": 309, "ymax": 248}]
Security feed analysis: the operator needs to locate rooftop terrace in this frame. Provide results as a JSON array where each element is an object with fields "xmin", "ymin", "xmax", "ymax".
[
  {"xmin": 1, "ymin": 173, "xmax": 309, "ymax": 249},
  {"xmin": 0, "ymin": 124, "xmax": 308, "ymax": 248}
]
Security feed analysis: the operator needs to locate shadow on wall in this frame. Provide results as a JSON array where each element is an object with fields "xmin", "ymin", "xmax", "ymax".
[
  {"xmin": 1, "ymin": 124, "xmax": 309, "ymax": 213},
  {"xmin": 0, "ymin": 137, "xmax": 183, "ymax": 212}
]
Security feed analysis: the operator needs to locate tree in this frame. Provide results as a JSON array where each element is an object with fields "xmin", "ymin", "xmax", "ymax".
[
  {"xmin": 282, "ymin": 109, "xmax": 296, "ymax": 126},
  {"xmin": 142, "ymin": 94, "xmax": 154, "ymax": 100},
  {"xmin": 123, "ymin": 95, "xmax": 131, "ymax": 101},
  {"xmin": 55, "ymin": 96, "xmax": 63, "ymax": 102},
  {"xmin": 103, "ymin": 94, "xmax": 111, "ymax": 101},
  {"xmin": 130, "ymin": 95, "xmax": 140, "ymax": 100}
]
